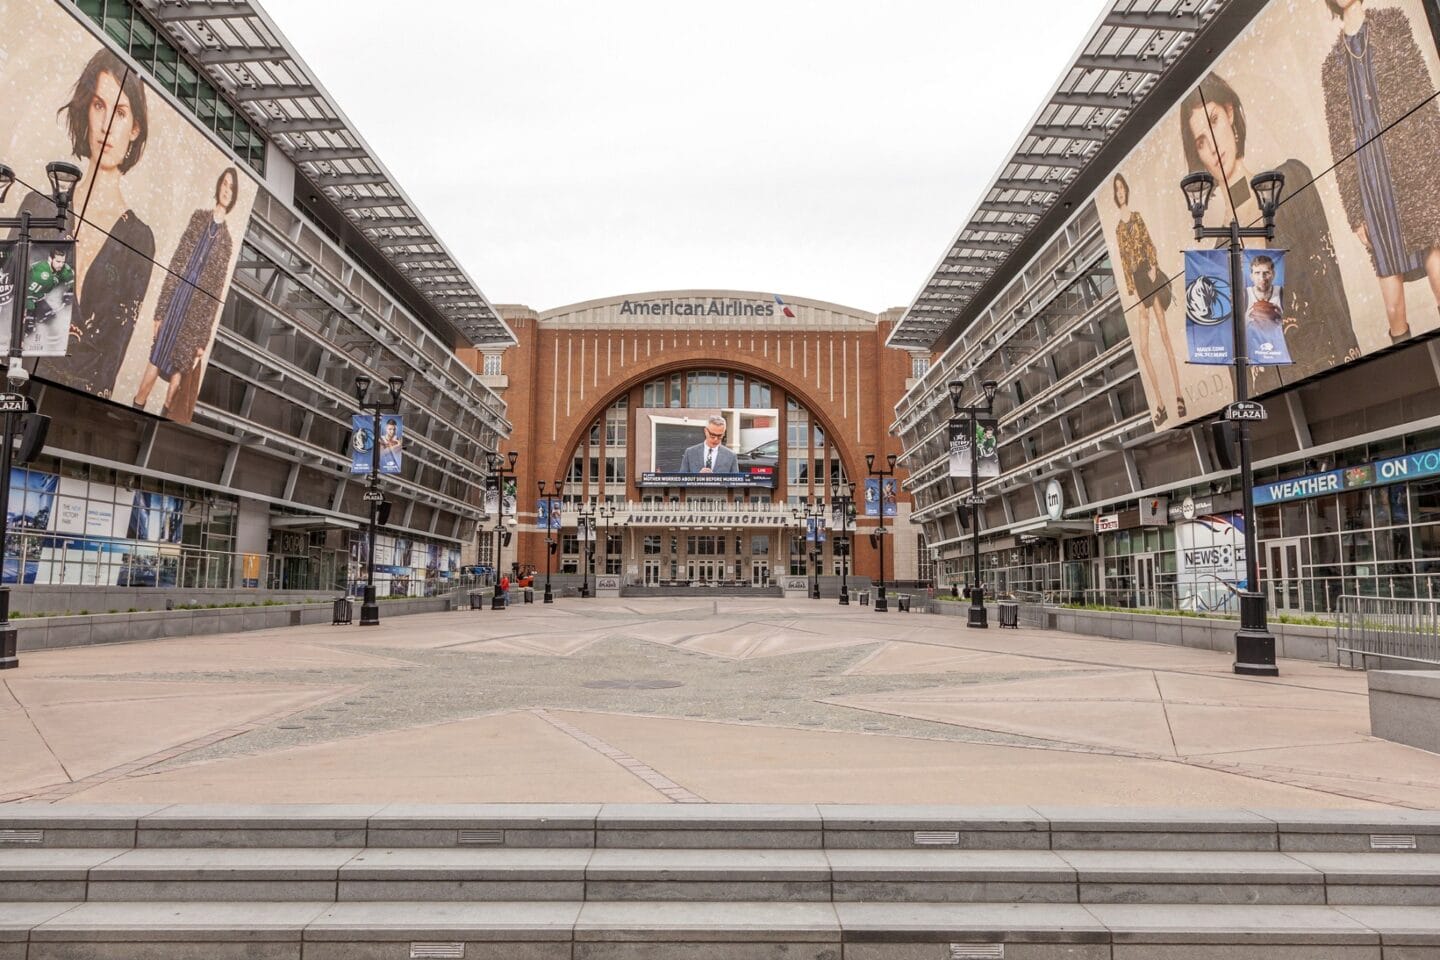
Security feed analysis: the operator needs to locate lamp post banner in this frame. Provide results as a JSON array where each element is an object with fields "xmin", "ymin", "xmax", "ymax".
[
  {"xmin": 805, "ymin": 517, "xmax": 827, "ymax": 542},
  {"xmin": 350, "ymin": 415, "xmax": 374, "ymax": 474},
  {"xmin": 948, "ymin": 418, "xmax": 1000, "ymax": 478},
  {"xmin": 537, "ymin": 497, "xmax": 563, "ymax": 531},
  {"xmin": 1183, "ymin": 250, "xmax": 1235, "ymax": 365},
  {"xmin": 864, "ymin": 478, "xmax": 898, "ymax": 517},
  {"xmin": 0, "ymin": 240, "xmax": 77, "ymax": 357}
]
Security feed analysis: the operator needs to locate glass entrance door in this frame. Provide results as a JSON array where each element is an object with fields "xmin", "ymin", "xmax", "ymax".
[
  {"xmin": 1135, "ymin": 554, "xmax": 1157, "ymax": 608},
  {"xmin": 751, "ymin": 560, "xmax": 769, "ymax": 586},
  {"xmin": 644, "ymin": 560, "xmax": 661, "ymax": 585},
  {"xmin": 1265, "ymin": 539, "xmax": 1303, "ymax": 613}
]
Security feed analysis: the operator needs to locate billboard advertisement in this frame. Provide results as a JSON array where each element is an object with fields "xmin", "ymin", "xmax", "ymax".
[
  {"xmin": 0, "ymin": 0, "xmax": 259, "ymax": 423},
  {"xmin": 948, "ymin": 417, "xmax": 1000, "ymax": 479},
  {"xmin": 1183, "ymin": 249, "xmax": 1292, "ymax": 366},
  {"xmin": 1175, "ymin": 512, "xmax": 1246, "ymax": 614},
  {"xmin": 636, "ymin": 407, "xmax": 780, "ymax": 488},
  {"xmin": 1094, "ymin": 0, "xmax": 1440, "ymax": 428},
  {"xmin": 349, "ymin": 415, "xmax": 403, "ymax": 475}
]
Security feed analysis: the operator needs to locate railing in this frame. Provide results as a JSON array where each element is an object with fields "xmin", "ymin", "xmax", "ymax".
[
  {"xmin": 1335, "ymin": 595, "xmax": 1440, "ymax": 669},
  {"xmin": 1011, "ymin": 590, "xmax": 1052, "ymax": 627}
]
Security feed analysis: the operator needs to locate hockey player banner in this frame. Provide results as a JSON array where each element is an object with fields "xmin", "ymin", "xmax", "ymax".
[
  {"xmin": 0, "ymin": 240, "xmax": 76, "ymax": 357},
  {"xmin": 948, "ymin": 417, "xmax": 1000, "ymax": 479}
]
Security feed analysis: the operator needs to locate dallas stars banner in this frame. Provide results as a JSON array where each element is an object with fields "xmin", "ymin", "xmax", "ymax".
[
  {"xmin": 948, "ymin": 417, "xmax": 1000, "ymax": 479},
  {"xmin": 0, "ymin": 240, "xmax": 76, "ymax": 357}
]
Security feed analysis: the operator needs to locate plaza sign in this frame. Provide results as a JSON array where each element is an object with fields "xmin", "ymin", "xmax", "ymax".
[{"xmin": 1254, "ymin": 447, "xmax": 1440, "ymax": 506}]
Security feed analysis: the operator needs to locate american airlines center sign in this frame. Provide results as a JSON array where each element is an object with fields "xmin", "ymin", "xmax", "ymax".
[{"xmin": 619, "ymin": 298, "xmax": 780, "ymax": 318}]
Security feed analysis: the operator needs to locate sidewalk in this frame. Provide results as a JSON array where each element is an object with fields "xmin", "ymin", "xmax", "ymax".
[{"xmin": 2, "ymin": 598, "xmax": 1436, "ymax": 808}]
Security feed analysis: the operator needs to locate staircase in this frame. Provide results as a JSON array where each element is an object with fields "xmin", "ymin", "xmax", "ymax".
[{"xmin": 0, "ymin": 804, "xmax": 1437, "ymax": 958}]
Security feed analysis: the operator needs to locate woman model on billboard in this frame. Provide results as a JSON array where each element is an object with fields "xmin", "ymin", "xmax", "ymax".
[
  {"xmin": 15, "ymin": 50, "xmax": 156, "ymax": 399},
  {"xmin": 130, "ymin": 167, "xmax": 239, "ymax": 418},
  {"xmin": 1180, "ymin": 72, "xmax": 1359, "ymax": 394},
  {"xmin": 1112, "ymin": 174, "xmax": 1184, "ymax": 426},
  {"xmin": 1319, "ymin": 0, "xmax": 1440, "ymax": 343}
]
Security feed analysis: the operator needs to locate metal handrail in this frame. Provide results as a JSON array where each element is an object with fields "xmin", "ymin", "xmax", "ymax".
[{"xmin": 1335, "ymin": 594, "xmax": 1440, "ymax": 669}]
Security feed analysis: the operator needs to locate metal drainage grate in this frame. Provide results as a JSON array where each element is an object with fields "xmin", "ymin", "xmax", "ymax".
[
  {"xmin": 411, "ymin": 943, "xmax": 464, "ymax": 959},
  {"xmin": 1371, "ymin": 834, "xmax": 1418, "ymax": 850},
  {"xmin": 458, "ymin": 830, "xmax": 504, "ymax": 846},
  {"xmin": 0, "ymin": 830, "xmax": 43, "ymax": 844},
  {"xmin": 950, "ymin": 944, "xmax": 1004, "ymax": 960},
  {"xmin": 914, "ymin": 830, "xmax": 961, "ymax": 846}
]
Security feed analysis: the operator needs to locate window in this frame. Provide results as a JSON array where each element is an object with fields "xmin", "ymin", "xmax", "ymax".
[
  {"xmin": 482, "ymin": 354, "xmax": 502, "ymax": 376},
  {"xmin": 912, "ymin": 355, "xmax": 930, "ymax": 379}
]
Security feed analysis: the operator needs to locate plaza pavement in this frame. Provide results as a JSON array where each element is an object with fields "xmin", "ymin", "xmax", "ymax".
[{"xmin": 1, "ymin": 597, "xmax": 1437, "ymax": 808}]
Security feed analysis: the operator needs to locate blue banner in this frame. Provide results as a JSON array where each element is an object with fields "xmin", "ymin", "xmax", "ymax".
[
  {"xmin": 537, "ymin": 497, "xmax": 563, "ymax": 531},
  {"xmin": 1185, "ymin": 249, "xmax": 1292, "ymax": 366},
  {"xmin": 863, "ymin": 478, "xmax": 898, "ymax": 517},
  {"xmin": 805, "ymin": 517, "xmax": 826, "ymax": 543},
  {"xmin": 1183, "ymin": 249, "xmax": 1233, "ymax": 365},
  {"xmin": 351, "ymin": 414, "xmax": 403, "ymax": 475}
]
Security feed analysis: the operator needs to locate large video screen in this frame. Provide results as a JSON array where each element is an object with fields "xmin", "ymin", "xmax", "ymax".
[
  {"xmin": 636, "ymin": 408, "xmax": 780, "ymax": 488},
  {"xmin": 0, "ymin": 0, "xmax": 259, "ymax": 425},
  {"xmin": 1092, "ymin": 0, "xmax": 1440, "ymax": 429}
]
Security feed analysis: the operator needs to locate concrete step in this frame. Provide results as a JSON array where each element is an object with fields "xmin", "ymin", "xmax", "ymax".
[
  {"xmin": 0, "ymin": 847, "xmax": 1437, "ymax": 905},
  {"xmin": 3, "ymin": 805, "xmax": 1440, "ymax": 852},
  {"xmin": 1, "ymin": 900, "xmax": 1439, "ymax": 960}
]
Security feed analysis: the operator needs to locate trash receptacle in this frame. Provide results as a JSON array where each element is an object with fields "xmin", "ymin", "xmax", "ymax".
[
  {"xmin": 998, "ymin": 600, "xmax": 1019, "ymax": 629},
  {"xmin": 859, "ymin": 590, "xmax": 870, "ymax": 606},
  {"xmin": 898, "ymin": 594, "xmax": 911, "ymax": 613},
  {"xmin": 332, "ymin": 597, "xmax": 352, "ymax": 625},
  {"xmin": 468, "ymin": 591, "xmax": 486, "ymax": 610},
  {"xmin": 523, "ymin": 587, "xmax": 534, "ymax": 604}
]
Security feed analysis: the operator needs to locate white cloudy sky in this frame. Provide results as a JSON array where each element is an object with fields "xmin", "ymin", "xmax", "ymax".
[{"xmin": 262, "ymin": 1, "xmax": 1110, "ymax": 314}]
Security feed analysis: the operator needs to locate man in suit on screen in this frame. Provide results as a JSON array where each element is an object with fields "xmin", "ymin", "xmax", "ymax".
[{"xmin": 679, "ymin": 415, "xmax": 738, "ymax": 473}]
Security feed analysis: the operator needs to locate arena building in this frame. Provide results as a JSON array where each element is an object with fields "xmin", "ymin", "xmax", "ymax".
[
  {"xmin": 0, "ymin": 0, "xmax": 513, "ymax": 597},
  {"xmin": 891, "ymin": 0, "xmax": 1440, "ymax": 616},
  {"xmin": 464, "ymin": 292, "xmax": 927, "ymax": 595}
]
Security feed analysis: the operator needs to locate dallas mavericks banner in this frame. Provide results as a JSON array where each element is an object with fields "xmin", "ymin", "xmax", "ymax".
[
  {"xmin": 350, "ymin": 415, "xmax": 403, "ymax": 474},
  {"xmin": 536, "ymin": 497, "xmax": 563, "ymax": 531},
  {"xmin": 1184, "ymin": 249, "xmax": 1291, "ymax": 366},
  {"xmin": 863, "ymin": 478, "xmax": 897, "ymax": 517},
  {"xmin": 948, "ymin": 418, "xmax": 1000, "ymax": 478},
  {"xmin": 805, "ymin": 517, "xmax": 826, "ymax": 542}
]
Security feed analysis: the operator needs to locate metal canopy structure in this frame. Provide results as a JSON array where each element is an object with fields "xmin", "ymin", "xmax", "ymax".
[
  {"xmin": 887, "ymin": 0, "xmax": 1233, "ymax": 352},
  {"xmin": 138, "ymin": 0, "xmax": 516, "ymax": 349}
]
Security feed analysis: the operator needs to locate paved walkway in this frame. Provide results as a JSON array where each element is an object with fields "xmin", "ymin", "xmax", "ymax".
[{"xmin": 2, "ymin": 598, "xmax": 1437, "ymax": 808}]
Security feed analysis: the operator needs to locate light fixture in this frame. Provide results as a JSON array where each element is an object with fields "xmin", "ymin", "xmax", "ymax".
[
  {"xmin": 353, "ymin": 375, "xmax": 371, "ymax": 403},
  {"xmin": 387, "ymin": 375, "xmax": 404, "ymax": 400},
  {"xmin": 982, "ymin": 379, "xmax": 999, "ymax": 405},
  {"xmin": 0, "ymin": 164, "xmax": 13, "ymax": 204},
  {"xmin": 1180, "ymin": 171, "xmax": 1215, "ymax": 228},
  {"xmin": 865, "ymin": 453, "xmax": 875, "ymax": 471},
  {"xmin": 507, "ymin": 450, "xmax": 518, "ymax": 469},
  {"xmin": 886, "ymin": 453, "xmax": 897, "ymax": 470},
  {"xmin": 947, "ymin": 379, "xmax": 964, "ymax": 412},
  {"xmin": 45, "ymin": 161, "xmax": 81, "ymax": 209},
  {"xmin": 1250, "ymin": 170, "xmax": 1285, "ymax": 229}
]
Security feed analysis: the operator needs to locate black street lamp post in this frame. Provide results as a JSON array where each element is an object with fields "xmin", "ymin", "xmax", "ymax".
[
  {"xmin": 791, "ymin": 498, "xmax": 825, "ymax": 599},
  {"xmin": 353, "ymin": 373, "xmax": 405, "ymax": 626},
  {"xmin": 486, "ymin": 451, "xmax": 519, "ymax": 609},
  {"xmin": 0, "ymin": 161, "xmax": 80, "ymax": 669},
  {"xmin": 1180, "ymin": 168, "xmax": 1284, "ymax": 677},
  {"xmin": 865, "ymin": 452, "xmax": 898, "ymax": 613},
  {"xmin": 576, "ymin": 501, "xmax": 595, "ymax": 598},
  {"xmin": 830, "ymin": 479, "xmax": 857, "ymax": 605},
  {"xmin": 947, "ymin": 378, "xmax": 999, "ymax": 629},
  {"xmin": 537, "ymin": 480, "xmax": 562, "ymax": 603},
  {"xmin": 598, "ymin": 504, "xmax": 616, "ymax": 583}
]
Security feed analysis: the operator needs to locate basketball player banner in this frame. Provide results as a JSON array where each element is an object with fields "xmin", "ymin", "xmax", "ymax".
[{"xmin": 1183, "ymin": 249, "xmax": 1291, "ymax": 366}]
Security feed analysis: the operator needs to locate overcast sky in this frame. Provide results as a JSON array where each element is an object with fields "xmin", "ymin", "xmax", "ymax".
[{"xmin": 261, "ymin": 1, "xmax": 1110, "ymax": 314}]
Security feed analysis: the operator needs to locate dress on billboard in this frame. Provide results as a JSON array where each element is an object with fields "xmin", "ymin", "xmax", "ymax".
[
  {"xmin": 1224, "ymin": 163, "xmax": 1359, "ymax": 395},
  {"xmin": 1115, "ymin": 213, "xmax": 1172, "ymax": 309},
  {"xmin": 1321, "ymin": 7, "xmax": 1440, "ymax": 274},
  {"xmin": 149, "ymin": 210, "xmax": 233, "ymax": 418},
  {"xmin": 13, "ymin": 195, "xmax": 154, "ymax": 399}
]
